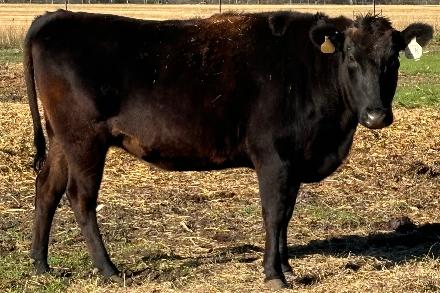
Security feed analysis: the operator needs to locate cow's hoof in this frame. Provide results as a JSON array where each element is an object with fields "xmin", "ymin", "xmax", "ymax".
[
  {"xmin": 109, "ymin": 273, "xmax": 133, "ymax": 286},
  {"xmin": 51, "ymin": 267, "xmax": 72, "ymax": 277},
  {"xmin": 284, "ymin": 271, "xmax": 295, "ymax": 282},
  {"xmin": 30, "ymin": 258, "xmax": 50, "ymax": 275},
  {"xmin": 265, "ymin": 278, "xmax": 288, "ymax": 290},
  {"xmin": 109, "ymin": 274, "xmax": 124, "ymax": 283}
]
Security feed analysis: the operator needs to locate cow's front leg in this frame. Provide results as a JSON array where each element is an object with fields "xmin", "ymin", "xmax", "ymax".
[
  {"xmin": 257, "ymin": 157, "xmax": 299, "ymax": 289},
  {"xmin": 278, "ymin": 184, "xmax": 299, "ymax": 278}
]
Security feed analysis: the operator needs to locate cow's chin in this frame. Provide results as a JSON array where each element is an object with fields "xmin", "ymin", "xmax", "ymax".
[{"xmin": 359, "ymin": 110, "xmax": 394, "ymax": 129}]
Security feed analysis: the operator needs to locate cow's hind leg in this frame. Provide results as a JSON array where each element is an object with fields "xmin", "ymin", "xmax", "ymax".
[
  {"xmin": 65, "ymin": 139, "xmax": 119, "ymax": 278},
  {"xmin": 31, "ymin": 140, "xmax": 68, "ymax": 274}
]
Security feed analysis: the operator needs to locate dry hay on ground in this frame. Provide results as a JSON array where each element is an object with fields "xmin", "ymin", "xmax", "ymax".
[
  {"xmin": 0, "ymin": 61, "xmax": 439, "ymax": 292},
  {"xmin": 0, "ymin": 62, "xmax": 24, "ymax": 101}
]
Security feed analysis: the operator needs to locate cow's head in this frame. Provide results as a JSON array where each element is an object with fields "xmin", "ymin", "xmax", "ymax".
[{"xmin": 310, "ymin": 15, "xmax": 433, "ymax": 129}]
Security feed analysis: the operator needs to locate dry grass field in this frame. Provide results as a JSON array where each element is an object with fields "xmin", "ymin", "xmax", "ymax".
[
  {"xmin": 0, "ymin": 4, "xmax": 439, "ymax": 293},
  {"xmin": 1, "ymin": 4, "xmax": 440, "ymax": 36},
  {"xmin": 0, "ymin": 4, "xmax": 439, "ymax": 25}
]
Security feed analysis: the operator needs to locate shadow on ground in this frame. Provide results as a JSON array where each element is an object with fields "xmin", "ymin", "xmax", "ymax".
[
  {"xmin": 126, "ymin": 244, "xmax": 262, "ymax": 284},
  {"xmin": 127, "ymin": 222, "xmax": 440, "ymax": 284},
  {"xmin": 288, "ymin": 222, "xmax": 440, "ymax": 263}
]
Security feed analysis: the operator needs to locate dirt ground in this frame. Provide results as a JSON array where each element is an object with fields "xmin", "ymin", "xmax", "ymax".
[{"xmin": 0, "ymin": 62, "xmax": 439, "ymax": 291}]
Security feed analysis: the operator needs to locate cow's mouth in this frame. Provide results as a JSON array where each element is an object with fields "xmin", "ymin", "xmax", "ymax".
[{"xmin": 360, "ymin": 109, "xmax": 393, "ymax": 129}]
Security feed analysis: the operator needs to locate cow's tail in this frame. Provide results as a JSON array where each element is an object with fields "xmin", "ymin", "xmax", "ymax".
[{"xmin": 24, "ymin": 31, "xmax": 46, "ymax": 172}]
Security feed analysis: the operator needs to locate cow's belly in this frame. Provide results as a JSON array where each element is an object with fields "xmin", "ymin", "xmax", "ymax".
[
  {"xmin": 143, "ymin": 153, "xmax": 252, "ymax": 171},
  {"xmin": 109, "ymin": 117, "xmax": 252, "ymax": 171},
  {"xmin": 300, "ymin": 153, "xmax": 347, "ymax": 182},
  {"xmin": 122, "ymin": 137, "xmax": 252, "ymax": 171},
  {"xmin": 299, "ymin": 129, "xmax": 356, "ymax": 183}
]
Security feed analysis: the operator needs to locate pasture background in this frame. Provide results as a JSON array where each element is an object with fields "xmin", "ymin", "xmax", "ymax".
[
  {"xmin": 1, "ymin": 4, "xmax": 440, "ymax": 27},
  {"xmin": 0, "ymin": 4, "xmax": 439, "ymax": 293}
]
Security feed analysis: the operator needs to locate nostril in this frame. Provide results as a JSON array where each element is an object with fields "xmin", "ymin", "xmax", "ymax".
[
  {"xmin": 361, "ymin": 108, "xmax": 392, "ymax": 129},
  {"xmin": 367, "ymin": 112, "xmax": 383, "ymax": 121},
  {"xmin": 366, "ymin": 111, "xmax": 386, "ymax": 122}
]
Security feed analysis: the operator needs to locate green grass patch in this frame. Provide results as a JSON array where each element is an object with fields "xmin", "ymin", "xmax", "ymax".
[
  {"xmin": 240, "ymin": 203, "xmax": 260, "ymax": 218},
  {"xmin": 33, "ymin": 278, "xmax": 70, "ymax": 293},
  {"xmin": 389, "ymin": 49, "xmax": 440, "ymax": 108},
  {"xmin": 399, "ymin": 52, "xmax": 440, "ymax": 75},
  {"xmin": 0, "ymin": 252, "xmax": 70, "ymax": 293},
  {"xmin": 48, "ymin": 251, "xmax": 90, "ymax": 271},
  {"xmin": 0, "ymin": 225, "xmax": 82, "ymax": 292},
  {"xmin": 0, "ymin": 253, "xmax": 30, "ymax": 290},
  {"xmin": 0, "ymin": 48, "xmax": 22, "ymax": 64},
  {"xmin": 299, "ymin": 203, "xmax": 365, "ymax": 229},
  {"xmin": 395, "ymin": 84, "xmax": 440, "ymax": 108}
]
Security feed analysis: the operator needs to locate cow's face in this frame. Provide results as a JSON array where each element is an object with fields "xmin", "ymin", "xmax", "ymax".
[
  {"xmin": 310, "ymin": 16, "xmax": 433, "ymax": 129},
  {"xmin": 342, "ymin": 22, "xmax": 400, "ymax": 129},
  {"xmin": 341, "ymin": 18, "xmax": 433, "ymax": 129}
]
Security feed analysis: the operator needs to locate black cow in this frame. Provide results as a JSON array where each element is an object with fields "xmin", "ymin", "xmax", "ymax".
[{"xmin": 25, "ymin": 10, "xmax": 433, "ymax": 289}]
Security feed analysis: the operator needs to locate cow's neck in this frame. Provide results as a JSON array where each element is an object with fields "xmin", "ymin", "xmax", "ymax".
[{"xmin": 283, "ymin": 58, "xmax": 359, "ymax": 182}]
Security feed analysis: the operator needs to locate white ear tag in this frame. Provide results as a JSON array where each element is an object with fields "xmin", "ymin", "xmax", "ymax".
[
  {"xmin": 320, "ymin": 36, "xmax": 335, "ymax": 54},
  {"xmin": 405, "ymin": 37, "xmax": 422, "ymax": 60}
]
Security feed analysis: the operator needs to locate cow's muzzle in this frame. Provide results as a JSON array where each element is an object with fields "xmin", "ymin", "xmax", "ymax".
[{"xmin": 360, "ymin": 108, "xmax": 393, "ymax": 129}]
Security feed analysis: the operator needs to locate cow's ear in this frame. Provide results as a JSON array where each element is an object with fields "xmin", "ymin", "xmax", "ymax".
[
  {"xmin": 399, "ymin": 23, "xmax": 433, "ymax": 49},
  {"xmin": 268, "ymin": 12, "xmax": 292, "ymax": 37},
  {"xmin": 309, "ymin": 23, "xmax": 344, "ymax": 54}
]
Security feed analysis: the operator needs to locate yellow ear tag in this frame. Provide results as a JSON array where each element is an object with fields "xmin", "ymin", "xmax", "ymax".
[{"xmin": 320, "ymin": 36, "xmax": 335, "ymax": 54}]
